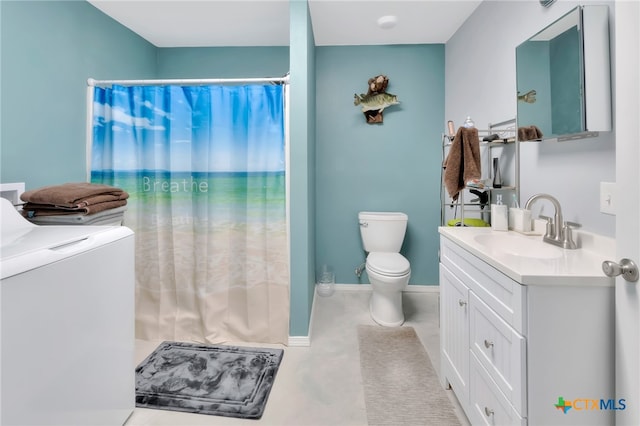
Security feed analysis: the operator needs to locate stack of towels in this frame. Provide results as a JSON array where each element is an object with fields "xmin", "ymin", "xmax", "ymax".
[{"xmin": 20, "ymin": 182, "xmax": 128, "ymax": 218}]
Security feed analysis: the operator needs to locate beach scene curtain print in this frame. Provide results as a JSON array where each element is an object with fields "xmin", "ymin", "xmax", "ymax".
[{"xmin": 91, "ymin": 84, "xmax": 289, "ymax": 344}]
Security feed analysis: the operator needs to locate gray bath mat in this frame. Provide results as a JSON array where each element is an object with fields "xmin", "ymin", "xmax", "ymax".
[
  {"xmin": 135, "ymin": 341, "xmax": 283, "ymax": 419},
  {"xmin": 358, "ymin": 325, "xmax": 461, "ymax": 425}
]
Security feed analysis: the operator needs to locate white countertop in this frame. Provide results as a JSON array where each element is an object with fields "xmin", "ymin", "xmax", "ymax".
[{"xmin": 439, "ymin": 226, "xmax": 615, "ymax": 286}]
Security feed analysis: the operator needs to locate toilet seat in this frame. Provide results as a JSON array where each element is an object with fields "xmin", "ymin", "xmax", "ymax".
[{"xmin": 366, "ymin": 252, "xmax": 410, "ymax": 277}]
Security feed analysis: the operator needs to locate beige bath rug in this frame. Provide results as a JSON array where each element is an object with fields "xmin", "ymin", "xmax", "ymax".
[{"xmin": 357, "ymin": 325, "xmax": 461, "ymax": 425}]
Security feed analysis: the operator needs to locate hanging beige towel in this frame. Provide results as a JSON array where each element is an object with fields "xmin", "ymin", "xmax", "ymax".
[{"xmin": 443, "ymin": 127, "xmax": 482, "ymax": 201}]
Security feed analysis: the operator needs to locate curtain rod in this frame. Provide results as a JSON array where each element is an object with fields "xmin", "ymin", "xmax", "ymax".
[{"xmin": 87, "ymin": 75, "xmax": 289, "ymax": 87}]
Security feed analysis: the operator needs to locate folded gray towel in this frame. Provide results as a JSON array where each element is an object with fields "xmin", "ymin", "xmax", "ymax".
[{"xmin": 22, "ymin": 199, "xmax": 128, "ymax": 217}]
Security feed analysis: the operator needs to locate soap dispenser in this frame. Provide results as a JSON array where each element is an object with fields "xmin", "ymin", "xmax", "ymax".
[
  {"xmin": 491, "ymin": 194, "xmax": 508, "ymax": 231},
  {"xmin": 463, "ymin": 116, "xmax": 475, "ymax": 128}
]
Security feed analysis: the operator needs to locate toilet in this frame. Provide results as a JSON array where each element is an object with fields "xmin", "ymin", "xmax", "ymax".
[{"xmin": 358, "ymin": 211, "xmax": 411, "ymax": 326}]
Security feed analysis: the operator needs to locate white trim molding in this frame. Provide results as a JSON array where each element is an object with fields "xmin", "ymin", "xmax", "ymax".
[
  {"xmin": 329, "ymin": 283, "xmax": 440, "ymax": 293},
  {"xmin": 287, "ymin": 335, "xmax": 311, "ymax": 347}
]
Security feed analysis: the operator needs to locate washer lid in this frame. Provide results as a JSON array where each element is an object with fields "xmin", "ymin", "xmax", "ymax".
[{"xmin": 367, "ymin": 252, "xmax": 410, "ymax": 276}]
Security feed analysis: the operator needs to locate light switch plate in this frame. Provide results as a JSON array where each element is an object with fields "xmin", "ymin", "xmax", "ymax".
[{"xmin": 600, "ymin": 182, "xmax": 616, "ymax": 215}]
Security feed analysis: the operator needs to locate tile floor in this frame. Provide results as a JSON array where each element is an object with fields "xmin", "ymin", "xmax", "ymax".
[{"xmin": 125, "ymin": 287, "xmax": 470, "ymax": 426}]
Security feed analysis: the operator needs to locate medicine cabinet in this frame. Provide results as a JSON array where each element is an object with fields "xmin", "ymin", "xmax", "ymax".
[{"xmin": 516, "ymin": 5, "xmax": 611, "ymax": 141}]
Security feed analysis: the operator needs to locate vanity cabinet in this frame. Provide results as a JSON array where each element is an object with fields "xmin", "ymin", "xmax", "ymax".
[{"xmin": 439, "ymin": 234, "xmax": 614, "ymax": 426}]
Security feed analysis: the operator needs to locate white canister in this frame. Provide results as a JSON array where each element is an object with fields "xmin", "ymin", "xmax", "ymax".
[
  {"xmin": 509, "ymin": 208, "xmax": 532, "ymax": 232},
  {"xmin": 491, "ymin": 204, "xmax": 508, "ymax": 231}
]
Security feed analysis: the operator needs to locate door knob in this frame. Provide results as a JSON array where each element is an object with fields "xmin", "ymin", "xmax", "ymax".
[{"xmin": 602, "ymin": 259, "xmax": 639, "ymax": 282}]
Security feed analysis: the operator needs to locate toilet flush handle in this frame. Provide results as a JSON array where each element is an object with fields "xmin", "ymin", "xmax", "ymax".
[{"xmin": 359, "ymin": 221, "xmax": 368, "ymax": 227}]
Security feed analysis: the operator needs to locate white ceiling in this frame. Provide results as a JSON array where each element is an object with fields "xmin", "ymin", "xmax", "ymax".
[{"xmin": 87, "ymin": 0, "xmax": 483, "ymax": 47}]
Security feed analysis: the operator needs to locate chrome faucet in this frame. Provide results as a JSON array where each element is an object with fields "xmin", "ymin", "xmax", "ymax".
[{"xmin": 524, "ymin": 193, "xmax": 580, "ymax": 249}]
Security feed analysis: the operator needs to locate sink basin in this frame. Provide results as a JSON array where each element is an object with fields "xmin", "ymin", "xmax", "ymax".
[{"xmin": 473, "ymin": 233, "xmax": 565, "ymax": 259}]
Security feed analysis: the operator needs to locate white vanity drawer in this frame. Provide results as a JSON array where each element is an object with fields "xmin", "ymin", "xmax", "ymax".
[
  {"xmin": 470, "ymin": 291, "xmax": 526, "ymax": 416},
  {"xmin": 440, "ymin": 237, "xmax": 526, "ymax": 333},
  {"xmin": 470, "ymin": 352, "xmax": 526, "ymax": 426}
]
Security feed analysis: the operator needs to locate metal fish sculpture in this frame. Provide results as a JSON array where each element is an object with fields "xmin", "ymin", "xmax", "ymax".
[
  {"xmin": 517, "ymin": 89, "xmax": 537, "ymax": 104},
  {"xmin": 353, "ymin": 92, "xmax": 399, "ymax": 112}
]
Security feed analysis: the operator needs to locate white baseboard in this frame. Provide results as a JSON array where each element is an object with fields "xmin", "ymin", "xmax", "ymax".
[
  {"xmin": 287, "ymin": 335, "xmax": 311, "ymax": 346},
  {"xmin": 287, "ymin": 283, "xmax": 439, "ymax": 346},
  {"xmin": 405, "ymin": 284, "xmax": 440, "ymax": 293},
  {"xmin": 321, "ymin": 283, "xmax": 440, "ymax": 293}
]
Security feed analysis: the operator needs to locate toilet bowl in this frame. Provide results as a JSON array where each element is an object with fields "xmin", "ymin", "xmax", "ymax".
[
  {"xmin": 366, "ymin": 252, "xmax": 411, "ymax": 326},
  {"xmin": 358, "ymin": 211, "xmax": 411, "ymax": 326}
]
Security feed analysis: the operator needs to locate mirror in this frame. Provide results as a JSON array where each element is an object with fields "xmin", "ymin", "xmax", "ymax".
[{"xmin": 516, "ymin": 6, "xmax": 611, "ymax": 141}]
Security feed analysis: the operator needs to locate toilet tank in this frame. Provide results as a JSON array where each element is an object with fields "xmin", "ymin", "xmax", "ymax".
[{"xmin": 358, "ymin": 211, "xmax": 408, "ymax": 253}]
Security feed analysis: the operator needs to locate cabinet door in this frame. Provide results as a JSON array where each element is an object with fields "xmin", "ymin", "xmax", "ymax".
[{"xmin": 440, "ymin": 263, "xmax": 470, "ymax": 400}]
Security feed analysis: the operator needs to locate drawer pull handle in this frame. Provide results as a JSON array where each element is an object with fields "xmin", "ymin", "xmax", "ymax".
[
  {"xmin": 484, "ymin": 339, "xmax": 494, "ymax": 349},
  {"xmin": 484, "ymin": 407, "xmax": 494, "ymax": 417},
  {"xmin": 458, "ymin": 299, "xmax": 467, "ymax": 307}
]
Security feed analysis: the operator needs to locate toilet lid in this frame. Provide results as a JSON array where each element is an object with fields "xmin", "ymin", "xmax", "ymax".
[{"xmin": 367, "ymin": 252, "xmax": 411, "ymax": 276}]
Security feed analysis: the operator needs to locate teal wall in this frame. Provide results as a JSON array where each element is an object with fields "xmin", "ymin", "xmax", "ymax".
[
  {"xmin": 315, "ymin": 45, "xmax": 445, "ymax": 286},
  {"xmin": 288, "ymin": 0, "xmax": 316, "ymax": 337},
  {"xmin": 0, "ymin": 0, "xmax": 311, "ymax": 338},
  {"xmin": 157, "ymin": 47, "xmax": 288, "ymax": 78},
  {"xmin": 0, "ymin": 0, "xmax": 444, "ymax": 338},
  {"xmin": 0, "ymin": 0, "xmax": 157, "ymax": 190}
]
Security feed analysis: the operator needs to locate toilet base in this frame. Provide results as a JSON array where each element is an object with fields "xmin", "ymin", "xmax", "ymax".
[{"xmin": 369, "ymin": 291, "xmax": 405, "ymax": 327}]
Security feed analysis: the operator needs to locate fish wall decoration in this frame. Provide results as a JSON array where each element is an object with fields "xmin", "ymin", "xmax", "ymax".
[
  {"xmin": 517, "ymin": 89, "xmax": 537, "ymax": 104},
  {"xmin": 353, "ymin": 75, "xmax": 399, "ymax": 124}
]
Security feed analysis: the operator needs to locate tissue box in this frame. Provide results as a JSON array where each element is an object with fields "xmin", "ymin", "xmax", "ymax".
[{"xmin": 509, "ymin": 208, "xmax": 532, "ymax": 232}]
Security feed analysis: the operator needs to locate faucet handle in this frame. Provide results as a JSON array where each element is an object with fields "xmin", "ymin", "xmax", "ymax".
[
  {"xmin": 562, "ymin": 221, "xmax": 580, "ymax": 249},
  {"xmin": 539, "ymin": 215, "xmax": 554, "ymax": 238},
  {"xmin": 539, "ymin": 215, "xmax": 553, "ymax": 222}
]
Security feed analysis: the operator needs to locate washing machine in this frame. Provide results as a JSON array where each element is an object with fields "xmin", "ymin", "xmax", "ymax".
[{"xmin": 0, "ymin": 197, "xmax": 135, "ymax": 425}]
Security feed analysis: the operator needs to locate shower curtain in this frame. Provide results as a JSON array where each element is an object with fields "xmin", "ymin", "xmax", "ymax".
[{"xmin": 90, "ymin": 84, "xmax": 289, "ymax": 344}]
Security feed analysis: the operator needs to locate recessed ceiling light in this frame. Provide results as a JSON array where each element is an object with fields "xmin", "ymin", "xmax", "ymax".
[{"xmin": 377, "ymin": 15, "xmax": 398, "ymax": 29}]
